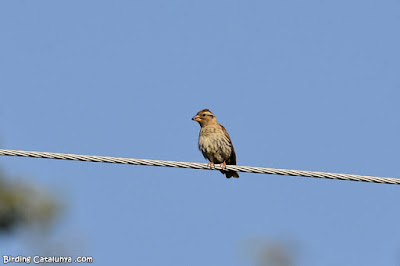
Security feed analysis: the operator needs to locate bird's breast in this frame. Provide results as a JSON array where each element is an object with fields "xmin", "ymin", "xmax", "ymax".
[{"xmin": 198, "ymin": 126, "xmax": 232, "ymax": 162}]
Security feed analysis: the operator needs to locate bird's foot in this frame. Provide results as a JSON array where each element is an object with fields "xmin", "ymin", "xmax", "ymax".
[
  {"xmin": 220, "ymin": 161, "xmax": 227, "ymax": 170},
  {"xmin": 207, "ymin": 162, "xmax": 215, "ymax": 169}
]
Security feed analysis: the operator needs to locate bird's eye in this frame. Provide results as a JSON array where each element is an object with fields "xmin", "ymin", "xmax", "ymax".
[{"xmin": 202, "ymin": 114, "xmax": 206, "ymax": 117}]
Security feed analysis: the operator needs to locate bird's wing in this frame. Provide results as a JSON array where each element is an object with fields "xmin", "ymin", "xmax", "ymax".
[{"xmin": 220, "ymin": 125, "xmax": 237, "ymax": 165}]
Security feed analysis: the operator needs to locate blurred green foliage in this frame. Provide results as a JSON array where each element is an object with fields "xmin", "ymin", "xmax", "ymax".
[
  {"xmin": 0, "ymin": 170, "xmax": 61, "ymax": 234},
  {"xmin": 243, "ymin": 237, "xmax": 296, "ymax": 266}
]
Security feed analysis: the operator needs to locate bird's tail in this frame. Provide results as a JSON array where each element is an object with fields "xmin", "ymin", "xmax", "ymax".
[{"xmin": 221, "ymin": 170, "xmax": 239, "ymax": 178}]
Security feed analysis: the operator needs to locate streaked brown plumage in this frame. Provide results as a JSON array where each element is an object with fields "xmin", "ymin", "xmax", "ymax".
[{"xmin": 192, "ymin": 109, "xmax": 239, "ymax": 178}]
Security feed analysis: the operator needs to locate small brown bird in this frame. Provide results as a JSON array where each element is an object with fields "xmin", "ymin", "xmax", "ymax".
[{"xmin": 192, "ymin": 109, "xmax": 239, "ymax": 178}]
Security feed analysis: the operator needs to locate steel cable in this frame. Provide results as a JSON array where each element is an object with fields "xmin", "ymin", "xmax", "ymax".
[{"xmin": 0, "ymin": 149, "xmax": 398, "ymax": 185}]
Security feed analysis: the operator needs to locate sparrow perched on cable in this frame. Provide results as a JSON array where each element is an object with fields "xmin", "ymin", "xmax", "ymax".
[{"xmin": 192, "ymin": 109, "xmax": 239, "ymax": 178}]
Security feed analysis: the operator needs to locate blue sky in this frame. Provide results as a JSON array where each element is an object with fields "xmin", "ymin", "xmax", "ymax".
[{"xmin": 1, "ymin": 0, "xmax": 399, "ymax": 265}]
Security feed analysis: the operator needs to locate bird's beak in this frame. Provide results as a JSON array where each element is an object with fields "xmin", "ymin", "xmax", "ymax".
[{"xmin": 192, "ymin": 115, "xmax": 201, "ymax": 122}]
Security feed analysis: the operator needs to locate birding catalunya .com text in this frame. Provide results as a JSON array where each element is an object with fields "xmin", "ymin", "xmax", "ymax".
[{"xmin": 2, "ymin": 255, "xmax": 93, "ymax": 264}]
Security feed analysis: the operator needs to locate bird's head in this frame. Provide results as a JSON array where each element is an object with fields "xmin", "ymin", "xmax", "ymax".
[{"xmin": 192, "ymin": 109, "xmax": 218, "ymax": 127}]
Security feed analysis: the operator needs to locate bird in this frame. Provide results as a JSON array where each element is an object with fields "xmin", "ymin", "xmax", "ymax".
[{"xmin": 192, "ymin": 109, "xmax": 239, "ymax": 178}]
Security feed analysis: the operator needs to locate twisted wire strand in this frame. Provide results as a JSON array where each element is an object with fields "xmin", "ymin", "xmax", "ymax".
[{"xmin": 0, "ymin": 149, "xmax": 398, "ymax": 185}]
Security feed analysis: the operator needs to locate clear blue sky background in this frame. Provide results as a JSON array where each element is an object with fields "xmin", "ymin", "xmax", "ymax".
[{"xmin": 1, "ymin": 1, "xmax": 399, "ymax": 265}]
